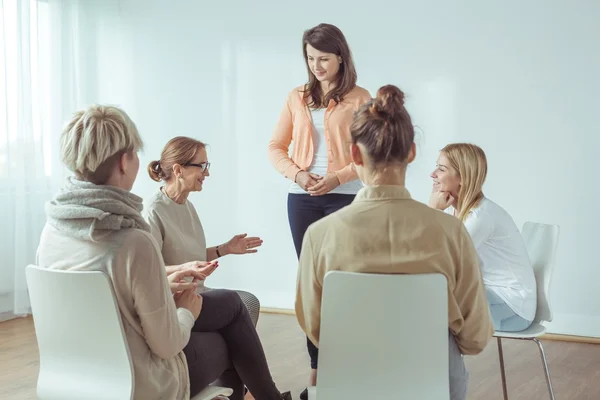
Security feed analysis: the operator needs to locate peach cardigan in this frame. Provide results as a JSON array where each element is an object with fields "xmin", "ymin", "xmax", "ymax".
[{"xmin": 268, "ymin": 85, "xmax": 371, "ymax": 184}]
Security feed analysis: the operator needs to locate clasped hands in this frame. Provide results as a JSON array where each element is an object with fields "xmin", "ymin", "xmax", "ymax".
[{"xmin": 295, "ymin": 171, "xmax": 340, "ymax": 196}]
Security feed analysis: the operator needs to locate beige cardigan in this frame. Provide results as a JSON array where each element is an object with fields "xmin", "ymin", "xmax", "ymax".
[
  {"xmin": 296, "ymin": 185, "xmax": 494, "ymax": 355},
  {"xmin": 37, "ymin": 223, "xmax": 195, "ymax": 400}
]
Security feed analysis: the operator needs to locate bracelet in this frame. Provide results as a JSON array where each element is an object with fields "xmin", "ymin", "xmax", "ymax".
[{"xmin": 216, "ymin": 246, "xmax": 221, "ymax": 258}]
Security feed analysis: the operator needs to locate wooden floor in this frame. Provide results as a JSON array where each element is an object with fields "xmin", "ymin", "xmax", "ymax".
[{"xmin": 1, "ymin": 314, "xmax": 599, "ymax": 399}]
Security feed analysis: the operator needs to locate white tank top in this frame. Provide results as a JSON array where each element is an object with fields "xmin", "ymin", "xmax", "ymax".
[{"xmin": 288, "ymin": 108, "xmax": 363, "ymax": 195}]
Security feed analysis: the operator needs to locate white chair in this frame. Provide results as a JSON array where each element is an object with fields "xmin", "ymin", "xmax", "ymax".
[
  {"xmin": 308, "ymin": 271, "xmax": 450, "ymax": 400},
  {"xmin": 25, "ymin": 265, "xmax": 233, "ymax": 400},
  {"xmin": 494, "ymin": 222, "xmax": 560, "ymax": 400}
]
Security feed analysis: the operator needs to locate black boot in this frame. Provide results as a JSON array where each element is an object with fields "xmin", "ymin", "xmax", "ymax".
[{"xmin": 299, "ymin": 388, "xmax": 308, "ymax": 400}]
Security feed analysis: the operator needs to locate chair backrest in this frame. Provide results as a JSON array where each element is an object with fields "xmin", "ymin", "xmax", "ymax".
[
  {"xmin": 521, "ymin": 222, "xmax": 560, "ymax": 323},
  {"xmin": 26, "ymin": 265, "xmax": 134, "ymax": 400},
  {"xmin": 317, "ymin": 271, "xmax": 449, "ymax": 400}
]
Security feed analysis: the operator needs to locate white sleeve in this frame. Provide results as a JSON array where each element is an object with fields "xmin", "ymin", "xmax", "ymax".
[{"xmin": 177, "ymin": 308, "xmax": 196, "ymax": 332}]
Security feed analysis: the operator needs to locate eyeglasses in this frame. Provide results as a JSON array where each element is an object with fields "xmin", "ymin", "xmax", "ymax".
[{"xmin": 184, "ymin": 161, "xmax": 210, "ymax": 172}]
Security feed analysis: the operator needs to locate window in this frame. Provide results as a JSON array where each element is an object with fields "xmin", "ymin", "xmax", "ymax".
[{"xmin": 0, "ymin": 0, "xmax": 52, "ymax": 178}]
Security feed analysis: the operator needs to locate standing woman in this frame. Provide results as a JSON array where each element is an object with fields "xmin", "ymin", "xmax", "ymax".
[{"xmin": 267, "ymin": 23, "xmax": 371, "ymax": 398}]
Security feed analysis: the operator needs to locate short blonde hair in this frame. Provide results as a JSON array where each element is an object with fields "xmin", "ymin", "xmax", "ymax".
[
  {"xmin": 440, "ymin": 143, "xmax": 487, "ymax": 223},
  {"xmin": 60, "ymin": 105, "xmax": 143, "ymax": 184}
]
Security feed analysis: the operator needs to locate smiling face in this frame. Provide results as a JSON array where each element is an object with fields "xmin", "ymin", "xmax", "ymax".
[
  {"xmin": 305, "ymin": 43, "xmax": 341, "ymax": 84},
  {"xmin": 430, "ymin": 152, "xmax": 461, "ymax": 198},
  {"xmin": 179, "ymin": 146, "xmax": 210, "ymax": 192}
]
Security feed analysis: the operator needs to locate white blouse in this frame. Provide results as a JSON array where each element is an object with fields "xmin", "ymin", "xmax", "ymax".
[{"xmin": 447, "ymin": 197, "xmax": 537, "ymax": 321}]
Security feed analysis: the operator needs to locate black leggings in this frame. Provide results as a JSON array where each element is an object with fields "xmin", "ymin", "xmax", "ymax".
[
  {"xmin": 183, "ymin": 289, "xmax": 282, "ymax": 400},
  {"xmin": 287, "ymin": 193, "xmax": 355, "ymax": 369}
]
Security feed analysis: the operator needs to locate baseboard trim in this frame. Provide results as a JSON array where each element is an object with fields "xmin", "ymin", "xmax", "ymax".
[
  {"xmin": 259, "ymin": 307, "xmax": 600, "ymax": 344},
  {"xmin": 10, "ymin": 307, "xmax": 600, "ymax": 345},
  {"xmin": 541, "ymin": 333, "xmax": 600, "ymax": 345},
  {"xmin": 260, "ymin": 307, "xmax": 296, "ymax": 316}
]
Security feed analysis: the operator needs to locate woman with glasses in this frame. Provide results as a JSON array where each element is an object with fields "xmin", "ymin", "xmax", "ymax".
[
  {"xmin": 144, "ymin": 136, "xmax": 262, "ymax": 327},
  {"xmin": 39, "ymin": 110, "xmax": 291, "ymax": 400}
]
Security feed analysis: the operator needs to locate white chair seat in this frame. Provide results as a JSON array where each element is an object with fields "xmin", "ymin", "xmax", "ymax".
[
  {"xmin": 494, "ymin": 322, "xmax": 547, "ymax": 339},
  {"xmin": 191, "ymin": 385, "xmax": 234, "ymax": 400}
]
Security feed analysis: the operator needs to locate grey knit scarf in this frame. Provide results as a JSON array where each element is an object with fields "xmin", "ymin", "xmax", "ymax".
[{"xmin": 45, "ymin": 176, "xmax": 150, "ymax": 242}]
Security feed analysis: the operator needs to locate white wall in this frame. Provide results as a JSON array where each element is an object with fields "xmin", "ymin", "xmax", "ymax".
[{"xmin": 84, "ymin": 0, "xmax": 600, "ymax": 337}]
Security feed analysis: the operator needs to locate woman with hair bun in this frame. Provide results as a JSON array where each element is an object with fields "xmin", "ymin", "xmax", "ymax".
[
  {"xmin": 295, "ymin": 85, "xmax": 494, "ymax": 400},
  {"xmin": 38, "ymin": 107, "xmax": 291, "ymax": 400},
  {"xmin": 144, "ymin": 136, "xmax": 293, "ymax": 400},
  {"xmin": 144, "ymin": 136, "xmax": 262, "ymax": 327}
]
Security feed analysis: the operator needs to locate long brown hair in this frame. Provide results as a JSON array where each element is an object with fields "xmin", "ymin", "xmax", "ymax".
[
  {"xmin": 147, "ymin": 136, "xmax": 206, "ymax": 182},
  {"xmin": 351, "ymin": 85, "xmax": 414, "ymax": 166},
  {"xmin": 440, "ymin": 143, "xmax": 488, "ymax": 222},
  {"xmin": 301, "ymin": 23, "xmax": 357, "ymax": 108}
]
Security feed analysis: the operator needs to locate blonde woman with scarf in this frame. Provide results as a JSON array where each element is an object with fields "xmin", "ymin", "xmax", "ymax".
[{"xmin": 36, "ymin": 105, "xmax": 291, "ymax": 400}]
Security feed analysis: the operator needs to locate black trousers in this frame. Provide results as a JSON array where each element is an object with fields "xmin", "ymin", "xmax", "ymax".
[
  {"xmin": 184, "ymin": 289, "xmax": 282, "ymax": 400},
  {"xmin": 287, "ymin": 193, "xmax": 355, "ymax": 369}
]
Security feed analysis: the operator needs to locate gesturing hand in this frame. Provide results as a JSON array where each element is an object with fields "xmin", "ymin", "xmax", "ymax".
[
  {"xmin": 174, "ymin": 290, "xmax": 203, "ymax": 320},
  {"xmin": 179, "ymin": 260, "xmax": 219, "ymax": 279},
  {"xmin": 224, "ymin": 233, "xmax": 263, "ymax": 255},
  {"xmin": 167, "ymin": 268, "xmax": 205, "ymax": 294},
  {"xmin": 307, "ymin": 173, "xmax": 340, "ymax": 196}
]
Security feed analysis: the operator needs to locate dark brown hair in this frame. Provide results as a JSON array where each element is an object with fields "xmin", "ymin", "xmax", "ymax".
[
  {"xmin": 147, "ymin": 136, "xmax": 206, "ymax": 182},
  {"xmin": 302, "ymin": 23, "xmax": 357, "ymax": 108},
  {"xmin": 350, "ymin": 85, "xmax": 414, "ymax": 166}
]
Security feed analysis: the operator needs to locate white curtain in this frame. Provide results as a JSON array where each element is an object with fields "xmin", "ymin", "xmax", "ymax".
[{"xmin": 0, "ymin": 0, "xmax": 92, "ymax": 321}]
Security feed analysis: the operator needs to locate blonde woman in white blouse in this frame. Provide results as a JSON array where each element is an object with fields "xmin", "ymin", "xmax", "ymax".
[{"xmin": 429, "ymin": 143, "xmax": 536, "ymax": 332}]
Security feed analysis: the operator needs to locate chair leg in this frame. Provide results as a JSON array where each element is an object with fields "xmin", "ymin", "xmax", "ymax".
[
  {"xmin": 497, "ymin": 337, "xmax": 509, "ymax": 400},
  {"xmin": 532, "ymin": 338, "xmax": 556, "ymax": 400}
]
